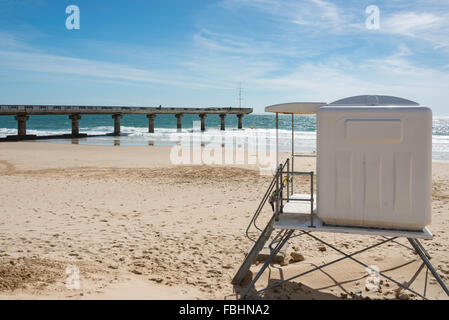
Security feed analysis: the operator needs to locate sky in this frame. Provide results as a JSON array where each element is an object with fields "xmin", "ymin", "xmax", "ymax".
[{"xmin": 0, "ymin": 0, "xmax": 448, "ymax": 114}]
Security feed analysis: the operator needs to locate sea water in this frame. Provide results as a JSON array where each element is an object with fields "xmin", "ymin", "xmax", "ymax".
[{"xmin": 0, "ymin": 114, "xmax": 449, "ymax": 161}]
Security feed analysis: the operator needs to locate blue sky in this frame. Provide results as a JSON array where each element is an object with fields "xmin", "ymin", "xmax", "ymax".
[{"xmin": 0, "ymin": 0, "xmax": 448, "ymax": 114}]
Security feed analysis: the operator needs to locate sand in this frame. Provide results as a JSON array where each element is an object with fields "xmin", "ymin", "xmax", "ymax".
[{"xmin": 0, "ymin": 141, "xmax": 448, "ymax": 300}]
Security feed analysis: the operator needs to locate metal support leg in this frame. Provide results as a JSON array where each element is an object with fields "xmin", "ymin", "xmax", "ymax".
[
  {"xmin": 240, "ymin": 229, "xmax": 294, "ymax": 299},
  {"xmin": 309, "ymin": 172, "xmax": 314, "ymax": 227},
  {"xmin": 408, "ymin": 238, "xmax": 449, "ymax": 296},
  {"xmin": 232, "ymin": 216, "xmax": 276, "ymax": 285},
  {"xmin": 246, "ymin": 233, "xmax": 438, "ymax": 300},
  {"xmin": 275, "ymin": 165, "xmax": 281, "ymax": 221},
  {"xmin": 414, "ymin": 238, "xmax": 431, "ymax": 259},
  {"xmin": 247, "ymin": 235, "xmax": 396, "ymax": 299},
  {"xmin": 306, "ymin": 233, "xmax": 426, "ymax": 299},
  {"xmin": 286, "ymin": 161, "xmax": 290, "ymax": 201}
]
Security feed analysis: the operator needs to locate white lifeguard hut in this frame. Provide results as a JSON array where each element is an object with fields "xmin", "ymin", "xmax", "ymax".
[{"xmin": 233, "ymin": 95, "xmax": 449, "ymax": 299}]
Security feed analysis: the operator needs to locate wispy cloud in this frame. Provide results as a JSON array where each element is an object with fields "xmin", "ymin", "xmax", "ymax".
[
  {"xmin": 221, "ymin": 0, "xmax": 359, "ymax": 32},
  {"xmin": 192, "ymin": 29, "xmax": 294, "ymax": 57},
  {"xmin": 383, "ymin": 12, "xmax": 443, "ymax": 36},
  {"xmin": 380, "ymin": 11, "xmax": 449, "ymax": 49},
  {"xmin": 0, "ymin": 33, "xmax": 232, "ymax": 90},
  {"xmin": 220, "ymin": 0, "xmax": 449, "ymax": 47}
]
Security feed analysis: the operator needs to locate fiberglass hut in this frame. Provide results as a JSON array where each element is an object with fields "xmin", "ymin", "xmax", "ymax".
[{"xmin": 265, "ymin": 95, "xmax": 432, "ymax": 231}]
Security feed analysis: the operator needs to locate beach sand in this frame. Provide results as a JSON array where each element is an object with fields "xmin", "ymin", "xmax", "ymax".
[{"xmin": 0, "ymin": 142, "xmax": 448, "ymax": 300}]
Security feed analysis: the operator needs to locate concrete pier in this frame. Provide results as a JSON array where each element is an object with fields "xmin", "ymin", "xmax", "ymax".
[
  {"xmin": 237, "ymin": 114, "xmax": 243, "ymax": 129},
  {"xmin": 0, "ymin": 105, "xmax": 253, "ymax": 141},
  {"xmin": 199, "ymin": 114, "xmax": 206, "ymax": 132},
  {"xmin": 69, "ymin": 114, "xmax": 81, "ymax": 136},
  {"xmin": 15, "ymin": 115, "xmax": 29, "ymax": 136},
  {"xmin": 219, "ymin": 114, "xmax": 226, "ymax": 131},
  {"xmin": 112, "ymin": 114, "xmax": 122, "ymax": 135},
  {"xmin": 147, "ymin": 114, "xmax": 156, "ymax": 133},
  {"xmin": 175, "ymin": 113, "xmax": 183, "ymax": 132}
]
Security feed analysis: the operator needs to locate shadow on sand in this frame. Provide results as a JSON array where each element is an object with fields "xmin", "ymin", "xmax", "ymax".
[{"xmin": 229, "ymin": 257, "xmax": 423, "ymax": 300}]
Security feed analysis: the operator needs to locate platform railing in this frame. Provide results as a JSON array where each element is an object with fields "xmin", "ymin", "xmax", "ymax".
[
  {"xmin": 275, "ymin": 162, "xmax": 315, "ymax": 227},
  {"xmin": 244, "ymin": 158, "xmax": 316, "ymax": 243}
]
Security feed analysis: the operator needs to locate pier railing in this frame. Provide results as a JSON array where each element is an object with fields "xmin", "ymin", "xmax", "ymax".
[
  {"xmin": 0, "ymin": 105, "xmax": 252, "ymax": 115},
  {"xmin": 0, "ymin": 105, "xmax": 253, "ymax": 139}
]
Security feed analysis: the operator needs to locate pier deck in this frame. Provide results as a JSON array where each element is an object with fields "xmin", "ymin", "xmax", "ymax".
[{"xmin": 0, "ymin": 105, "xmax": 253, "ymax": 138}]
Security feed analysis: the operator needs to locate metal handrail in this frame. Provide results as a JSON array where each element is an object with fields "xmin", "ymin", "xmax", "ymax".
[{"xmin": 245, "ymin": 159, "xmax": 290, "ymax": 242}]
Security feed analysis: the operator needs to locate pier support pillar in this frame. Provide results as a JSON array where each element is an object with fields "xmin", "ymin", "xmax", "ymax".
[
  {"xmin": 112, "ymin": 114, "xmax": 122, "ymax": 136},
  {"xmin": 69, "ymin": 114, "xmax": 81, "ymax": 136},
  {"xmin": 15, "ymin": 115, "xmax": 29, "ymax": 136},
  {"xmin": 175, "ymin": 113, "xmax": 183, "ymax": 132},
  {"xmin": 147, "ymin": 114, "xmax": 156, "ymax": 133},
  {"xmin": 219, "ymin": 114, "xmax": 226, "ymax": 131},
  {"xmin": 237, "ymin": 114, "xmax": 243, "ymax": 129},
  {"xmin": 199, "ymin": 114, "xmax": 206, "ymax": 132}
]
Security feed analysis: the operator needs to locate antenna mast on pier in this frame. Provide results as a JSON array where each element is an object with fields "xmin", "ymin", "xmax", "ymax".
[{"xmin": 238, "ymin": 82, "xmax": 243, "ymax": 108}]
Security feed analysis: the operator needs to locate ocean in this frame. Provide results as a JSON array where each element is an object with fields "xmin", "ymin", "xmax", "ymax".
[{"xmin": 1, "ymin": 113, "xmax": 449, "ymax": 160}]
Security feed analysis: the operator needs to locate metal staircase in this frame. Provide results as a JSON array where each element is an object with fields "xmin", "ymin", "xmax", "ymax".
[
  {"xmin": 231, "ymin": 160, "xmax": 286, "ymax": 285},
  {"xmin": 232, "ymin": 158, "xmax": 314, "ymax": 285}
]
